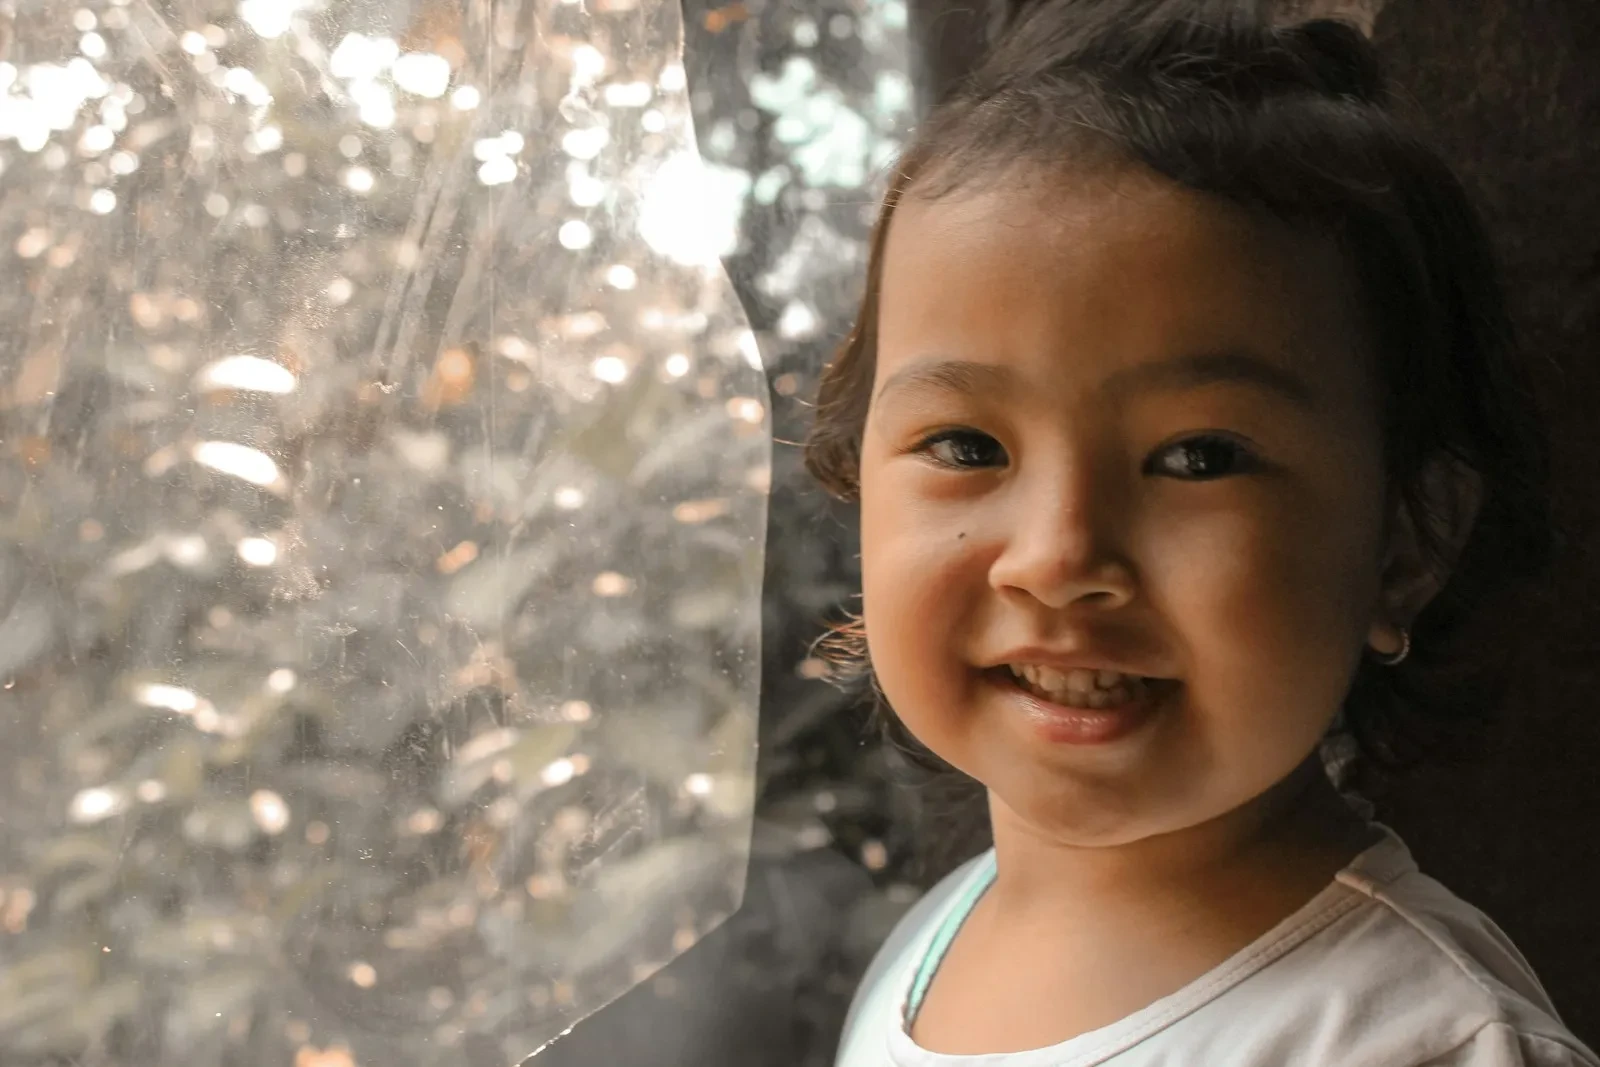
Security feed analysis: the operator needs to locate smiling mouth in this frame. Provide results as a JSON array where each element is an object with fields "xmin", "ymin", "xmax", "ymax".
[
  {"xmin": 1003, "ymin": 663, "xmax": 1154, "ymax": 709},
  {"xmin": 985, "ymin": 667, "xmax": 1177, "ymax": 744}
]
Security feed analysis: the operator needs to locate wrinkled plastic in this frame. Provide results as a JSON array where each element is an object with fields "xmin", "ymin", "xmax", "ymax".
[{"xmin": 0, "ymin": 0, "xmax": 766, "ymax": 1062}]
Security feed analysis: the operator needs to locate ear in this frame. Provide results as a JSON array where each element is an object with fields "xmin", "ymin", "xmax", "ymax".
[{"xmin": 1367, "ymin": 455, "xmax": 1483, "ymax": 654}]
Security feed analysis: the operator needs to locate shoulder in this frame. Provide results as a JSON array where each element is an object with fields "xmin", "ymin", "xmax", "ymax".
[
  {"xmin": 1335, "ymin": 837, "xmax": 1570, "ymax": 1027},
  {"xmin": 1409, "ymin": 1023, "xmax": 1600, "ymax": 1066},
  {"xmin": 834, "ymin": 850, "xmax": 992, "ymax": 1066},
  {"xmin": 1198, "ymin": 829, "xmax": 1598, "ymax": 1067}
]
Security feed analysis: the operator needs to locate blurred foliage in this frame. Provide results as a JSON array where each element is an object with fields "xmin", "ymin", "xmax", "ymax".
[{"xmin": 0, "ymin": 0, "xmax": 775, "ymax": 1063}]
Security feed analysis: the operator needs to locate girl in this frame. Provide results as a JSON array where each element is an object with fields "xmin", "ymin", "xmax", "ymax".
[{"xmin": 806, "ymin": 1, "xmax": 1600, "ymax": 1064}]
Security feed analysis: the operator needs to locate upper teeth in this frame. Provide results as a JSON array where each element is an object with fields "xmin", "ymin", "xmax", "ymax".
[{"xmin": 1009, "ymin": 664, "xmax": 1138, "ymax": 693}]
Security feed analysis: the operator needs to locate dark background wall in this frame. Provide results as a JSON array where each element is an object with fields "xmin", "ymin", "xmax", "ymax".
[{"xmin": 1368, "ymin": 0, "xmax": 1600, "ymax": 1041}]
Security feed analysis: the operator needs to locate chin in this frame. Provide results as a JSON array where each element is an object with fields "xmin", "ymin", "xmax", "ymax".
[
  {"xmin": 985, "ymin": 765, "xmax": 1242, "ymax": 848},
  {"xmin": 1011, "ymin": 814, "xmax": 1170, "ymax": 849}
]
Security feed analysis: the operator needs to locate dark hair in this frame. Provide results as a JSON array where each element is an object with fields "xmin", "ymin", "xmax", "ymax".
[{"xmin": 804, "ymin": 0, "xmax": 1555, "ymax": 799}]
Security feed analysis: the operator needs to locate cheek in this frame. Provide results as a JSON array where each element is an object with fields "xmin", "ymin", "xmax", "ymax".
[
  {"xmin": 1151, "ymin": 492, "xmax": 1383, "ymax": 731},
  {"xmin": 1172, "ymin": 520, "xmax": 1371, "ymax": 635},
  {"xmin": 858, "ymin": 471, "xmax": 985, "ymax": 695}
]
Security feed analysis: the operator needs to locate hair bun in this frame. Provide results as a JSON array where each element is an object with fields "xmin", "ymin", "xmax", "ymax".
[{"xmin": 1280, "ymin": 16, "xmax": 1388, "ymax": 102}]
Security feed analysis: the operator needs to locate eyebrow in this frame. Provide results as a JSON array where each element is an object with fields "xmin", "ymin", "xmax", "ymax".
[
  {"xmin": 874, "ymin": 351, "xmax": 1318, "ymax": 410},
  {"xmin": 873, "ymin": 359, "xmax": 1018, "ymax": 406}
]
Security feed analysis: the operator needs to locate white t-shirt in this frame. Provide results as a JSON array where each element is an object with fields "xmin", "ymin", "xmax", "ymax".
[{"xmin": 837, "ymin": 826, "xmax": 1598, "ymax": 1067}]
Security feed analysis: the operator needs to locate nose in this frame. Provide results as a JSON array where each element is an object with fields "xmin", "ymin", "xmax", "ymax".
[{"xmin": 986, "ymin": 467, "xmax": 1136, "ymax": 612}]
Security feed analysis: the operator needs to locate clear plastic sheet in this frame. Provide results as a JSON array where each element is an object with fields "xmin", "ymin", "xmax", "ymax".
[{"xmin": 0, "ymin": 0, "xmax": 766, "ymax": 1063}]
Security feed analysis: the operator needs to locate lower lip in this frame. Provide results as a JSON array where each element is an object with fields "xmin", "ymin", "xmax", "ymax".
[{"xmin": 987, "ymin": 669, "xmax": 1171, "ymax": 745}]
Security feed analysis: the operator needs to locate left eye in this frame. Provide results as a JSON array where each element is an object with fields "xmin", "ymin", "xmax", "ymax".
[
  {"xmin": 1148, "ymin": 435, "xmax": 1258, "ymax": 480},
  {"xmin": 916, "ymin": 429, "xmax": 1008, "ymax": 469}
]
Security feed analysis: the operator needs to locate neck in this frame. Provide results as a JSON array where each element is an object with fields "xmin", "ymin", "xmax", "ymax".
[{"xmin": 983, "ymin": 756, "xmax": 1378, "ymax": 931}]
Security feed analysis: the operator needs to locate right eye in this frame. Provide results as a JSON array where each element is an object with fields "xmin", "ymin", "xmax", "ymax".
[{"xmin": 914, "ymin": 429, "xmax": 1008, "ymax": 470}]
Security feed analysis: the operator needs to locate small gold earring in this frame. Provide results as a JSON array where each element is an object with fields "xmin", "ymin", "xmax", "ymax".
[{"xmin": 1371, "ymin": 626, "xmax": 1411, "ymax": 667}]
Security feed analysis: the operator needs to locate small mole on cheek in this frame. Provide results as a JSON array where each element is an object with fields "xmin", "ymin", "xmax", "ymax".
[{"xmin": 957, "ymin": 532, "xmax": 966, "ymax": 540}]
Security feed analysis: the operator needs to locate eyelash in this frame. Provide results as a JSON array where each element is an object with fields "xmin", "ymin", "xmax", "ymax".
[{"xmin": 912, "ymin": 429, "xmax": 1261, "ymax": 480}]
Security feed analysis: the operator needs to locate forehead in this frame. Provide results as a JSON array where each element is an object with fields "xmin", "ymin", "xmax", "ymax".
[{"xmin": 875, "ymin": 168, "xmax": 1372, "ymax": 404}]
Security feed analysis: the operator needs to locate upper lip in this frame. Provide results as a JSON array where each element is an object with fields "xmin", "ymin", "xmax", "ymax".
[{"xmin": 988, "ymin": 647, "xmax": 1174, "ymax": 680}]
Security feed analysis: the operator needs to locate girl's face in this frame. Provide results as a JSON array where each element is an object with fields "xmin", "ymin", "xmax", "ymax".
[{"xmin": 859, "ymin": 169, "xmax": 1397, "ymax": 845}]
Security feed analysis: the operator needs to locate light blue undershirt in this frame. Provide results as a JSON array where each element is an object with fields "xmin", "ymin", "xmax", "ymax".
[{"xmin": 903, "ymin": 849, "xmax": 999, "ymax": 1028}]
